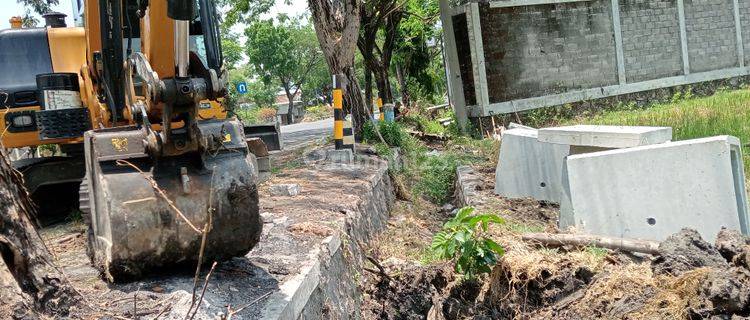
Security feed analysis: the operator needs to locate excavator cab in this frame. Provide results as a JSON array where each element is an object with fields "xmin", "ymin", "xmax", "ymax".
[{"xmin": 0, "ymin": 0, "xmax": 263, "ymax": 281}]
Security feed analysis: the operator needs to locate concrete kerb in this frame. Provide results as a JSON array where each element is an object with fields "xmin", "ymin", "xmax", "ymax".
[
  {"xmin": 259, "ymin": 151, "xmax": 398, "ymax": 319},
  {"xmin": 456, "ymin": 165, "xmax": 484, "ymax": 207}
]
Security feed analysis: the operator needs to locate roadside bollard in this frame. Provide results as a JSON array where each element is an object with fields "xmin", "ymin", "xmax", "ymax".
[
  {"xmin": 343, "ymin": 116, "xmax": 354, "ymax": 150},
  {"xmin": 332, "ymin": 75, "xmax": 354, "ymax": 151},
  {"xmin": 371, "ymin": 99, "xmax": 380, "ymax": 122},
  {"xmin": 377, "ymin": 97, "xmax": 384, "ymax": 122},
  {"xmin": 384, "ymin": 103, "xmax": 395, "ymax": 122}
]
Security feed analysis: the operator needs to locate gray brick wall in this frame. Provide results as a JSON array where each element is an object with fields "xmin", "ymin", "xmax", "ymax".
[
  {"xmin": 620, "ymin": 0, "xmax": 683, "ymax": 82},
  {"xmin": 684, "ymin": 0, "xmax": 738, "ymax": 72},
  {"xmin": 479, "ymin": 1, "xmax": 618, "ymax": 103},
  {"xmin": 456, "ymin": 0, "xmax": 747, "ymax": 109},
  {"xmin": 739, "ymin": 0, "xmax": 750, "ymax": 65}
]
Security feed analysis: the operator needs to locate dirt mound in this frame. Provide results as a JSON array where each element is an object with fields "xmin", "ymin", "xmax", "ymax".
[
  {"xmin": 361, "ymin": 263, "xmax": 453, "ymax": 320},
  {"xmin": 716, "ymin": 227, "xmax": 750, "ymax": 262},
  {"xmin": 439, "ymin": 279, "xmax": 490, "ymax": 319},
  {"xmin": 652, "ymin": 229, "xmax": 729, "ymax": 276},
  {"xmin": 688, "ymin": 268, "xmax": 750, "ymax": 318},
  {"xmin": 531, "ymin": 263, "xmax": 658, "ymax": 319},
  {"xmin": 485, "ymin": 246, "xmax": 601, "ymax": 318}
]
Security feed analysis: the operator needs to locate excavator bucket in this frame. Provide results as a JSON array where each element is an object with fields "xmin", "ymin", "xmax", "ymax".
[{"xmin": 82, "ymin": 119, "xmax": 262, "ymax": 281}]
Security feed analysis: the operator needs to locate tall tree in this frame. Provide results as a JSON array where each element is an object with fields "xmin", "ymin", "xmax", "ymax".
[
  {"xmin": 393, "ymin": 0, "xmax": 444, "ymax": 105},
  {"xmin": 221, "ymin": 32, "xmax": 245, "ymax": 70},
  {"xmin": 217, "ymin": 0, "xmax": 275, "ymax": 28},
  {"xmin": 245, "ymin": 15, "xmax": 323, "ymax": 123},
  {"xmin": 358, "ymin": 0, "xmax": 403, "ymax": 105},
  {"xmin": 308, "ymin": 0, "xmax": 368, "ymax": 136}
]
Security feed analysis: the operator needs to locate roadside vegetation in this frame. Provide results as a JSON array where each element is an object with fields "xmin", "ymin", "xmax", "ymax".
[
  {"xmin": 362, "ymin": 111, "xmax": 496, "ymax": 204},
  {"xmin": 301, "ymin": 103, "xmax": 333, "ymax": 122},
  {"xmin": 234, "ymin": 105, "xmax": 278, "ymax": 124},
  {"xmin": 570, "ymin": 88, "xmax": 750, "ymax": 167}
]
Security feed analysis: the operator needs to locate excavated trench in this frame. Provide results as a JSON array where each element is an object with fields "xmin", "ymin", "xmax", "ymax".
[{"xmin": 39, "ymin": 144, "xmax": 750, "ymax": 319}]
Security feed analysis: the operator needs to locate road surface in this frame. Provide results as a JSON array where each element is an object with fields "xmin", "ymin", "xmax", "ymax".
[{"xmin": 280, "ymin": 118, "xmax": 333, "ymax": 149}]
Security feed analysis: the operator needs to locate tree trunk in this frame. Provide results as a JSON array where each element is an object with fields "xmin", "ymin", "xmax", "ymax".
[
  {"xmin": 341, "ymin": 68, "xmax": 368, "ymax": 136},
  {"xmin": 373, "ymin": 66, "xmax": 393, "ymax": 104},
  {"xmin": 396, "ymin": 63, "xmax": 410, "ymax": 107},
  {"xmin": 365, "ymin": 67, "xmax": 373, "ymax": 114},
  {"xmin": 284, "ymin": 87, "xmax": 295, "ymax": 124},
  {"xmin": 0, "ymin": 147, "xmax": 75, "ymax": 318},
  {"xmin": 308, "ymin": 0, "xmax": 367, "ymax": 137}
]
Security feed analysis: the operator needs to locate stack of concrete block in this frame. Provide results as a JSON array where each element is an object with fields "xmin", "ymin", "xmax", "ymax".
[
  {"xmin": 495, "ymin": 124, "xmax": 749, "ymax": 241},
  {"xmin": 495, "ymin": 124, "xmax": 672, "ymax": 203}
]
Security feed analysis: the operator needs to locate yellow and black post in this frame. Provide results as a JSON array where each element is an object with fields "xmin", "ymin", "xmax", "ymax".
[
  {"xmin": 377, "ymin": 97, "xmax": 384, "ymax": 122},
  {"xmin": 333, "ymin": 75, "xmax": 354, "ymax": 151}
]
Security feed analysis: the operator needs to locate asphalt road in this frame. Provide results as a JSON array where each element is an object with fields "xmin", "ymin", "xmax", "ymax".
[{"xmin": 280, "ymin": 118, "xmax": 333, "ymax": 149}]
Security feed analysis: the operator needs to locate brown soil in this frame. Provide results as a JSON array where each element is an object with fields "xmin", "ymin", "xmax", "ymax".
[{"xmin": 361, "ymin": 160, "xmax": 750, "ymax": 320}]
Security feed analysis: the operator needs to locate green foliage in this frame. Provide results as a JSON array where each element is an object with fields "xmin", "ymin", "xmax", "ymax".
[
  {"xmin": 217, "ymin": 0, "xmax": 274, "ymax": 28},
  {"xmin": 522, "ymin": 104, "xmax": 576, "ymax": 128},
  {"xmin": 301, "ymin": 58, "xmax": 333, "ymax": 104},
  {"xmin": 401, "ymin": 114, "xmax": 446, "ymax": 135},
  {"xmin": 585, "ymin": 246, "xmax": 609, "ymax": 259},
  {"xmin": 304, "ymin": 104, "xmax": 333, "ymax": 122},
  {"xmin": 67, "ymin": 209, "xmax": 83, "ymax": 223},
  {"xmin": 245, "ymin": 80, "xmax": 278, "ymax": 108},
  {"xmin": 226, "ymin": 68, "xmax": 277, "ymax": 113},
  {"xmin": 221, "ymin": 32, "xmax": 245, "ymax": 70},
  {"xmin": 362, "ymin": 121, "xmax": 408, "ymax": 148},
  {"xmin": 413, "ymin": 153, "xmax": 461, "ymax": 203},
  {"xmin": 17, "ymin": 0, "xmax": 56, "ymax": 15},
  {"xmin": 393, "ymin": 0, "xmax": 446, "ymax": 103},
  {"xmin": 373, "ymin": 143, "xmax": 394, "ymax": 158},
  {"xmin": 244, "ymin": 15, "xmax": 324, "ymax": 101},
  {"xmin": 234, "ymin": 105, "xmax": 277, "ymax": 124},
  {"xmin": 430, "ymin": 207, "xmax": 505, "ymax": 279}
]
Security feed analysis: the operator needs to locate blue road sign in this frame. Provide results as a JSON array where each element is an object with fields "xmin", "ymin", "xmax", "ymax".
[{"xmin": 236, "ymin": 82, "xmax": 248, "ymax": 94}]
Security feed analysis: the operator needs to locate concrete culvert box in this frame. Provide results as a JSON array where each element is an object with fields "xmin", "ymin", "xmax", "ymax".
[
  {"xmin": 496, "ymin": 124, "xmax": 673, "ymax": 204},
  {"xmin": 538, "ymin": 125, "xmax": 673, "ymax": 149},
  {"xmin": 494, "ymin": 127, "xmax": 570, "ymax": 203},
  {"xmin": 561, "ymin": 135, "xmax": 749, "ymax": 242}
]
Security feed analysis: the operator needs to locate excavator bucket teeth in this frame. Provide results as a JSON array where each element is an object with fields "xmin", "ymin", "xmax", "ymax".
[{"xmin": 83, "ymin": 120, "xmax": 262, "ymax": 281}]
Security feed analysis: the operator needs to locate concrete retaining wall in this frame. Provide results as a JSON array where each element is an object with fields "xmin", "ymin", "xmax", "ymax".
[{"xmin": 260, "ymin": 154, "xmax": 396, "ymax": 319}]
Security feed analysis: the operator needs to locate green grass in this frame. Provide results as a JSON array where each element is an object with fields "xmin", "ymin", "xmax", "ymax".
[
  {"xmin": 362, "ymin": 119, "xmax": 497, "ymax": 204},
  {"xmin": 564, "ymin": 88, "xmax": 750, "ymax": 170}
]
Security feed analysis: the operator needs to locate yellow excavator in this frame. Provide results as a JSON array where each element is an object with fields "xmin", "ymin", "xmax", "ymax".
[{"xmin": 0, "ymin": 0, "xmax": 262, "ymax": 281}]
